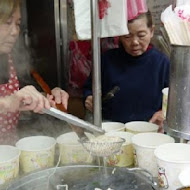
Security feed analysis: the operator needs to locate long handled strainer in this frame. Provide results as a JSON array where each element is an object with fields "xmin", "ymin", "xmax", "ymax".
[
  {"xmin": 79, "ymin": 135, "xmax": 125, "ymax": 157},
  {"xmin": 31, "ymin": 70, "xmax": 103, "ymax": 138},
  {"xmin": 43, "ymin": 107, "xmax": 105, "ymax": 134},
  {"xmin": 44, "ymin": 108, "xmax": 125, "ymax": 158}
]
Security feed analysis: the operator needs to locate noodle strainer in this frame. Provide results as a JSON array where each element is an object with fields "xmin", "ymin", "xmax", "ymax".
[{"xmin": 79, "ymin": 136, "xmax": 125, "ymax": 157}]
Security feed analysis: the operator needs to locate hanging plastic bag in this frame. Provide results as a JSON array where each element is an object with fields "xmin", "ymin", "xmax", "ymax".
[
  {"xmin": 69, "ymin": 38, "xmax": 119, "ymax": 90},
  {"xmin": 69, "ymin": 41, "xmax": 92, "ymax": 90},
  {"xmin": 127, "ymin": 0, "xmax": 148, "ymax": 20},
  {"xmin": 73, "ymin": 0, "xmax": 128, "ymax": 40}
]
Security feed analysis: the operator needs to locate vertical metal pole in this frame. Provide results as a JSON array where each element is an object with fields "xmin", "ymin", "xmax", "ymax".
[
  {"xmin": 91, "ymin": 0, "xmax": 102, "ymax": 128},
  {"xmin": 60, "ymin": 0, "xmax": 69, "ymax": 89},
  {"xmin": 54, "ymin": 0, "xmax": 62, "ymax": 87}
]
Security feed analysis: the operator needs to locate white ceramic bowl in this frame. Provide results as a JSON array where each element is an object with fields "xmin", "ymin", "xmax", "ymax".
[
  {"xmin": 102, "ymin": 122, "xmax": 125, "ymax": 132},
  {"xmin": 154, "ymin": 143, "xmax": 190, "ymax": 190},
  {"xmin": 125, "ymin": 121, "xmax": 159, "ymax": 134},
  {"xmin": 131, "ymin": 133, "xmax": 174, "ymax": 177}
]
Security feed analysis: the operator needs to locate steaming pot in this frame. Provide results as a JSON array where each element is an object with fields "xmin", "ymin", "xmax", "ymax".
[{"xmin": 5, "ymin": 165, "xmax": 158, "ymax": 190}]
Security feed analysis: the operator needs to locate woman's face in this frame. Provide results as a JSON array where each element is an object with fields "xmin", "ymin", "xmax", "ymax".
[
  {"xmin": 0, "ymin": 6, "xmax": 21, "ymax": 54},
  {"xmin": 120, "ymin": 17, "xmax": 154, "ymax": 57}
]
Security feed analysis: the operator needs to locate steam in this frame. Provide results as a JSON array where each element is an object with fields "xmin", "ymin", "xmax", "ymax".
[
  {"xmin": 12, "ymin": 35, "xmax": 33, "ymax": 88},
  {"xmin": 0, "ymin": 35, "xmax": 33, "ymax": 88}
]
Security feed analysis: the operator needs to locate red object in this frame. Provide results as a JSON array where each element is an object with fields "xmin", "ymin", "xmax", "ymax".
[
  {"xmin": 69, "ymin": 38, "xmax": 119, "ymax": 93},
  {"xmin": 31, "ymin": 70, "xmax": 67, "ymax": 112},
  {"xmin": 147, "ymin": 44, "xmax": 153, "ymax": 51},
  {"xmin": 31, "ymin": 70, "xmax": 52, "ymax": 94},
  {"xmin": 98, "ymin": 0, "xmax": 111, "ymax": 19},
  {"xmin": 69, "ymin": 41, "xmax": 92, "ymax": 89}
]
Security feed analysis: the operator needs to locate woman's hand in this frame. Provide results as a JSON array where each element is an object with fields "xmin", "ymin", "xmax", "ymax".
[
  {"xmin": 47, "ymin": 87, "xmax": 69, "ymax": 109},
  {"xmin": 16, "ymin": 85, "xmax": 50, "ymax": 113},
  {"xmin": 0, "ymin": 95, "xmax": 19, "ymax": 113},
  {"xmin": 149, "ymin": 110, "xmax": 164, "ymax": 133},
  {"xmin": 85, "ymin": 95, "xmax": 93, "ymax": 112}
]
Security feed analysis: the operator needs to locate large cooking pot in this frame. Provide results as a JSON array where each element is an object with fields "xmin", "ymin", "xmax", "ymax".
[{"xmin": 4, "ymin": 165, "xmax": 158, "ymax": 190}]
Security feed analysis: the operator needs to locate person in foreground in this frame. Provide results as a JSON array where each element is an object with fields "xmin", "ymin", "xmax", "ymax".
[
  {"xmin": 83, "ymin": 10, "xmax": 169, "ymax": 132},
  {"xmin": 0, "ymin": 0, "xmax": 69, "ymax": 144}
]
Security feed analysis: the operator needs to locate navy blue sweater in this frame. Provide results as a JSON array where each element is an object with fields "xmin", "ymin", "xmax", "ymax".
[{"xmin": 83, "ymin": 46, "xmax": 170, "ymax": 123}]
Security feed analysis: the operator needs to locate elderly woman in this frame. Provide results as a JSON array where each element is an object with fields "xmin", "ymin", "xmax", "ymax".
[
  {"xmin": 0, "ymin": 0, "xmax": 69, "ymax": 144},
  {"xmin": 84, "ymin": 11, "xmax": 170, "ymax": 132}
]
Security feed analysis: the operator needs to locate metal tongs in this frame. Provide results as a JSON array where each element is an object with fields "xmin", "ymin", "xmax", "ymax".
[{"xmin": 43, "ymin": 107, "xmax": 105, "ymax": 134}]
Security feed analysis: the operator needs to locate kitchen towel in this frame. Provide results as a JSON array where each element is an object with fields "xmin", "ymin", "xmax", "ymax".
[{"xmin": 73, "ymin": 0, "xmax": 128, "ymax": 40}]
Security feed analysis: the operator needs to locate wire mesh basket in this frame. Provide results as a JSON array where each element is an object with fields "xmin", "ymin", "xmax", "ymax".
[{"xmin": 79, "ymin": 135, "xmax": 125, "ymax": 157}]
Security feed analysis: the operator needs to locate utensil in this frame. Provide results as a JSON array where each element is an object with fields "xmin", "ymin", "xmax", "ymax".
[
  {"xmin": 31, "ymin": 70, "xmax": 66, "ymax": 111},
  {"xmin": 102, "ymin": 86, "xmax": 120, "ymax": 103},
  {"xmin": 105, "ymin": 131, "xmax": 134, "ymax": 167},
  {"xmin": 43, "ymin": 108, "xmax": 104, "ymax": 134},
  {"xmin": 31, "ymin": 70, "xmax": 89, "ymax": 139},
  {"xmin": 79, "ymin": 135, "xmax": 125, "ymax": 157}
]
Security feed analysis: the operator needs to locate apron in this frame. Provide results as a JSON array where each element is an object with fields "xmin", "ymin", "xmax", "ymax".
[{"xmin": 0, "ymin": 54, "xmax": 20, "ymax": 145}]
